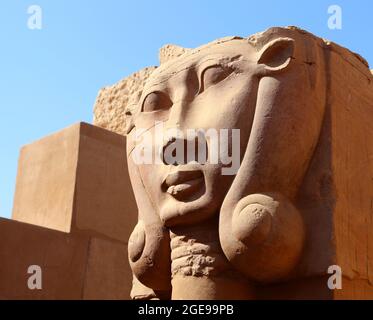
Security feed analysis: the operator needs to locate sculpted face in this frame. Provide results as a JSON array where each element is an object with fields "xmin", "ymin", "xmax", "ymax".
[
  {"xmin": 128, "ymin": 28, "xmax": 332, "ymax": 298},
  {"xmin": 129, "ymin": 40, "xmax": 261, "ymax": 227}
]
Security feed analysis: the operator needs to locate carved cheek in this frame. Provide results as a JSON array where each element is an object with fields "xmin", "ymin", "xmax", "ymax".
[
  {"xmin": 128, "ymin": 221, "xmax": 146, "ymax": 263},
  {"xmin": 188, "ymin": 75, "xmax": 256, "ymax": 130},
  {"xmin": 134, "ymin": 110, "xmax": 170, "ymax": 130}
]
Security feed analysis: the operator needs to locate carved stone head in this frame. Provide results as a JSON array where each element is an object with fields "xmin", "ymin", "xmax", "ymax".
[{"xmin": 119, "ymin": 27, "xmax": 373, "ymax": 299}]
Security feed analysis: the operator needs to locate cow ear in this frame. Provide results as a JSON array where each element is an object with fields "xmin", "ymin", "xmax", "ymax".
[{"xmin": 257, "ymin": 37, "xmax": 295, "ymax": 73}]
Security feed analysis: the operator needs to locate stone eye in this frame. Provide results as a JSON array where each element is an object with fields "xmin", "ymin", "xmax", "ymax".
[
  {"xmin": 200, "ymin": 65, "xmax": 231, "ymax": 93},
  {"xmin": 142, "ymin": 91, "xmax": 173, "ymax": 113}
]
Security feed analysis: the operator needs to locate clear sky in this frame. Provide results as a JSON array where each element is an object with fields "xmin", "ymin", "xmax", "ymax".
[{"xmin": 0, "ymin": 0, "xmax": 372, "ymax": 218}]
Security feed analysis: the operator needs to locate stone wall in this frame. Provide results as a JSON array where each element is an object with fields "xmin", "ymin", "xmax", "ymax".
[{"xmin": 0, "ymin": 123, "xmax": 137, "ymax": 299}]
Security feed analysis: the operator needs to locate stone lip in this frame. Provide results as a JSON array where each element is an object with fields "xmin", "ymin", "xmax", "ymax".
[{"xmin": 122, "ymin": 26, "xmax": 373, "ymax": 299}]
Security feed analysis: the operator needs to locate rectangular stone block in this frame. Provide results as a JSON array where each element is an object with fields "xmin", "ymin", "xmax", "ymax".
[
  {"xmin": 12, "ymin": 122, "xmax": 137, "ymax": 243},
  {"xmin": 0, "ymin": 218, "xmax": 133, "ymax": 299},
  {"xmin": 5, "ymin": 123, "xmax": 137, "ymax": 299},
  {"xmin": 0, "ymin": 218, "xmax": 89, "ymax": 299},
  {"xmin": 294, "ymin": 43, "xmax": 373, "ymax": 295},
  {"xmin": 83, "ymin": 237, "xmax": 132, "ymax": 300},
  {"xmin": 256, "ymin": 276, "xmax": 373, "ymax": 300},
  {"xmin": 12, "ymin": 124, "xmax": 79, "ymax": 233}
]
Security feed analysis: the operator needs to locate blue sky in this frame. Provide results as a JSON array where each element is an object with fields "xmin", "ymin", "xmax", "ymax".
[{"xmin": 0, "ymin": 0, "xmax": 372, "ymax": 218}]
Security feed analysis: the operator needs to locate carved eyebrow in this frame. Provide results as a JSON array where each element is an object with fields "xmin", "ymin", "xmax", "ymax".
[
  {"xmin": 195, "ymin": 55, "xmax": 244, "ymax": 93},
  {"xmin": 140, "ymin": 54, "xmax": 243, "ymax": 103},
  {"xmin": 146, "ymin": 54, "xmax": 230, "ymax": 87},
  {"xmin": 195, "ymin": 62, "xmax": 224, "ymax": 95},
  {"xmin": 196, "ymin": 57, "xmax": 232, "ymax": 78},
  {"xmin": 147, "ymin": 56, "xmax": 229, "ymax": 88}
]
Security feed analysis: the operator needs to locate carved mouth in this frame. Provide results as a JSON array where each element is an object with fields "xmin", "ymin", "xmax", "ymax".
[{"xmin": 162, "ymin": 170, "xmax": 204, "ymax": 200}]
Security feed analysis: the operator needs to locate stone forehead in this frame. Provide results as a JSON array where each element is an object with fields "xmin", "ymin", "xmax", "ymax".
[{"xmin": 147, "ymin": 37, "xmax": 256, "ymax": 84}]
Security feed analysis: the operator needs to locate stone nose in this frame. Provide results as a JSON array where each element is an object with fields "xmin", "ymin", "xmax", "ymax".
[
  {"xmin": 163, "ymin": 99, "xmax": 184, "ymax": 131},
  {"xmin": 161, "ymin": 133, "xmax": 208, "ymax": 166},
  {"xmin": 164, "ymin": 75, "xmax": 198, "ymax": 130}
]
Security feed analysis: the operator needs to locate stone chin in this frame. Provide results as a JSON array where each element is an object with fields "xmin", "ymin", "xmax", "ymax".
[
  {"xmin": 159, "ymin": 192, "xmax": 219, "ymax": 227},
  {"xmin": 159, "ymin": 178, "xmax": 222, "ymax": 227},
  {"xmin": 158, "ymin": 163, "xmax": 234, "ymax": 227}
]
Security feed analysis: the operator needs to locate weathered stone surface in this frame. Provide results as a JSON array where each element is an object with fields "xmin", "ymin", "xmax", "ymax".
[
  {"xmin": 3, "ymin": 25, "xmax": 373, "ymax": 300},
  {"xmin": 255, "ymin": 276, "xmax": 373, "ymax": 300},
  {"xmin": 159, "ymin": 44, "xmax": 191, "ymax": 64},
  {"xmin": 12, "ymin": 122, "xmax": 137, "ymax": 243},
  {"xmin": 124, "ymin": 26, "xmax": 373, "ymax": 299},
  {"xmin": 12, "ymin": 124, "xmax": 79, "ymax": 233},
  {"xmin": 0, "ymin": 217, "xmax": 134, "ymax": 300},
  {"xmin": 0, "ymin": 218, "xmax": 89, "ymax": 299},
  {"xmin": 2, "ymin": 123, "xmax": 138, "ymax": 299},
  {"xmin": 83, "ymin": 237, "xmax": 132, "ymax": 300},
  {"xmin": 93, "ymin": 67, "xmax": 156, "ymax": 135},
  {"xmin": 93, "ymin": 45, "xmax": 191, "ymax": 136}
]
